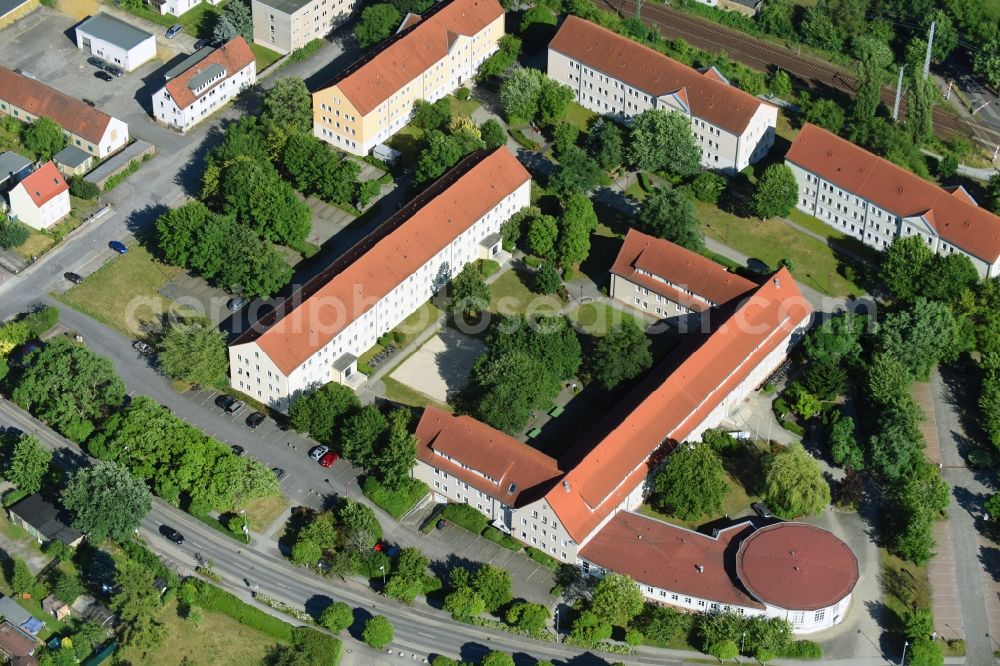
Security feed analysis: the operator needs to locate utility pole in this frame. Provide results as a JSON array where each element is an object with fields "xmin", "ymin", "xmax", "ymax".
[
  {"xmin": 923, "ymin": 21, "xmax": 935, "ymax": 79},
  {"xmin": 892, "ymin": 65, "xmax": 906, "ymax": 121}
]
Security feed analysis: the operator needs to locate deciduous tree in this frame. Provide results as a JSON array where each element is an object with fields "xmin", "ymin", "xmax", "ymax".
[
  {"xmin": 354, "ymin": 4, "xmax": 402, "ymax": 48},
  {"xmin": 63, "ymin": 462, "xmax": 152, "ymax": 543},
  {"xmin": 444, "ymin": 586, "xmax": 486, "ymax": 619},
  {"xmin": 590, "ymin": 572, "xmax": 643, "ymax": 628},
  {"xmin": 750, "ymin": 164, "xmax": 798, "ymax": 219},
  {"xmin": 652, "ymin": 443, "xmax": 728, "ymax": 520},
  {"xmin": 627, "ymin": 109, "xmax": 700, "ymax": 177},
  {"xmin": 590, "ymin": 319, "xmax": 651, "ymax": 390},
  {"xmin": 157, "ymin": 318, "xmax": 229, "ymax": 388},
  {"xmin": 638, "ymin": 186, "xmax": 701, "ymax": 250},
  {"xmin": 261, "ymin": 78, "xmax": 313, "ymax": 136},
  {"xmin": 480, "ymin": 119, "xmax": 507, "ymax": 150},
  {"xmin": 548, "ymin": 145, "xmax": 601, "ymax": 196},
  {"xmin": 340, "ymin": 405, "xmax": 389, "ymax": 469},
  {"xmin": 21, "ymin": 117, "xmax": 65, "ymax": 161},
  {"xmin": 449, "ymin": 262, "xmax": 490, "ymax": 317},
  {"xmin": 764, "ymin": 443, "xmax": 830, "ymax": 518},
  {"xmin": 289, "ymin": 383, "xmax": 360, "ymax": 444},
  {"xmin": 828, "ymin": 415, "xmax": 863, "ymax": 471},
  {"xmin": 586, "ymin": 118, "xmax": 624, "ymax": 171},
  {"xmin": 8, "ymin": 433, "xmax": 51, "ymax": 495},
  {"xmin": 319, "ymin": 602, "xmax": 354, "ymax": 632},
  {"xmin": 499, "ymin": 67, "xmax": 544, "ymax": 124},
  {"xmin": 471, "ymin": 564, "xmax": 512, "ymax": 613},
  {"xmin": 527, "ymin": 214, "xmax": 559, "ymax": 259}
]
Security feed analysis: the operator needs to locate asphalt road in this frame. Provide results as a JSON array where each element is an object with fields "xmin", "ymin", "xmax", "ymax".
[{"xmin": 0, "ymin": 398, "xmax": 687, "ymax": 666}]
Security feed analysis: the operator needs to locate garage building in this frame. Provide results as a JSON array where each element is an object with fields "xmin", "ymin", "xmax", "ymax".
[{"xmin": 75, "ymin": 13, "xmax": 157, "ymax": 73}]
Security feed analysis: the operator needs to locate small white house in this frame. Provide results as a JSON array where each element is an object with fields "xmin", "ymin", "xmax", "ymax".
[
  {"xmin": 152, "ymin": 36, "xmax": 256, "ymax": 132},
  {"xmin": 8, "ymin": 162, "xmax": 70, "ymax": 230},
  {"xmin": 148, "ymin": 0, "xmax": 222, "ymax": 17},
  {"xmin": 75, "ymin": 13, "xmax": 156, "ymax": 73}
]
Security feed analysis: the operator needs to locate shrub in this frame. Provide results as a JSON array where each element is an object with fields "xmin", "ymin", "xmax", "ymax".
[
  {"xmin": 624, "ymin": 629, "xmax": 644, "ymax": 646},
  {"xmin": 441, "ymin": 503, "xmax": 488, "ymax": 534},
  {"xmin": 189, "ymin": 579, "xmax": 294, "ymax": 641},
  {"xmin": 508, "ymin": 129, "xmax": 539, "ymax": 150},
  {"xmin": 363, "ymin": 615, "xmax": 394, "ymax": 649},
  {"xmin": 2, "ymin": 488, "xmax": 28, "ymax": 508},
  {"xmin": 456, "ymin": 87, "xmax": 471, "ymax": 101},
  {"xmin": 67, "ymin": 176, "xmax": 100, "ymax": 200},
  {"xmin": 20, "ymin": 306, "xmax": 59, "ymax": 338},
  {"xmin": 362, "ymin": 476, "xmax": 428, "ymax": 519},
  {"xmin": 480, "ymin": 259, "xmax": 500, "ymax": 278},
  {"xmin": 778, "ymin": 640, "xmax": 822, "ymax": 659},
  {"xmin": 288, "ymin": 38, "xmax": 324, "ymax": 62},
  {"xmin": 119, "ymin": 540, "xmax": 178, "ymax": 588},
  {"xmin": 781, "ymin": 420, "xmax": 805, "ymax": 436},
  {"xmin": 0, "ymin": 217, "xmax": 29, "ymax": 249},
  {"xmin": 687, "ymin": 172, "xmax": 727, "ymax": 204},
  {"xmin": 524, "ymin": 547, "xmax": 560, "ymax": 569},
  {"xmin": 482, "ymin": 527, "xmax": 521, "ymax": 551}
]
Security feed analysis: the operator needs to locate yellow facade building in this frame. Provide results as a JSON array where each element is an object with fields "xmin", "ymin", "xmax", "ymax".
[{"xmin": 311, "ymin": 0, "xmax": 504, "ymax": 156}]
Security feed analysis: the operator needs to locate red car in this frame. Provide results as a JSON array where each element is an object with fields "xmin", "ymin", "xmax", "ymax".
[{"xmin": 319, "ymin": 451, "xmax": 339, "ymax": 468}]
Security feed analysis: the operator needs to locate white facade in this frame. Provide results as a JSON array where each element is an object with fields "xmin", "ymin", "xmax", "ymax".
[
  {"xmin": 151, "ymin": 0, "xmax": 222, "ymax": 16},
  {"xmin": 252, "ymin": 0, "xmax": 355, "ymax": 55},
  {"xmin": 788, "ymin": 160, "xmax": 1000, "ymax": 277},
  {"xmin": 153, "ymin": 60, "xmax": 256, "ymax": 131},
  {"xmin": 75, "ymin": 21, "xmax": 157, "ymax": 73},
  {"xmin": 229, "ymin": 179, "xmax": 530, "ymax": 409},
  {"xmin": 8, "ymin": 184, "xmax": 70, "ymax": 230},
  {"xmin": 547, "ymin": 49, "xmax": 776, "ymax": 174}
]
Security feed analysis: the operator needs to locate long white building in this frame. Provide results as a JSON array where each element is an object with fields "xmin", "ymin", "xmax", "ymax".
[
  {"xmin": 153, "ymin": 37, "xmax": 256, "ymax": 132},
  {"xmin": 547, "ymin": 16, "xmax": 777, "ymax": 174},
  {"xmin": 787, "ymin": 123, "xmax": 1000, "ymax": 277},
  {"xmin": 228, "ymin": 147, "xmax": 530, "ymax": 410}
]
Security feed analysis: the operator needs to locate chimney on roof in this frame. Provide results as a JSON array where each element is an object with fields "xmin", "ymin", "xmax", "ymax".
[
  {"xmin": 789, "ymin": 550, "xmax": 795, "ymax": 557},
  {"xmin": 773, "ymin": 277, "xmax": 781, "ymax": 287},
  {"xmin": 562, "ymin": 480, "xmax": 571, "ymax": 493},
  {"xmin": 695, "ymin": 565, "xmax": 704, "ymax": 573}
]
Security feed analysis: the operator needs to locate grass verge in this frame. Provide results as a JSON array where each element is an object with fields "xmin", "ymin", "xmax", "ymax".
[
  {"xmin": 250, "ymin": 43, "xmax": 284, "ymax": 71},
  {"xmin": 568, "ymin": 302, "xmax": 646, "ymax": 337},
  {"xmin": 382, "ymin": 376, "xmax": 451, "ymax": 411},
  {"xmin": 243, "ymin": 495, "xmax": 289, "ymax": 534},
  {"xmin": 362, "ymin": 476, "xmax": 428, "ymax": 519},
  {"xmin": 488, "ymin": 269, "xmax": 562, "ymax": 316}
]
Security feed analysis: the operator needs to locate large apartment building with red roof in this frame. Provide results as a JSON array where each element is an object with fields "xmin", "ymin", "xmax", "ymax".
[
  {"xmin": 152, "ymin": 37, "xmax": 256, "ymax": 132},
  {"xmin": 547, "ymin": 16, "xmax": 777, "ymax": 174},
  {"xmin": 227, "ymin": 147, "xmax": 530, "ymax": 410},
  {"xmin": 311, "ymin": 0, "xmax": 504, "ymax": 156},
  {"xmin": 610, "ymin": 228, "xmax": 756, "ymax": 327},
  {"xmin": 787, "ymin": 123, "xmax": 1000, "ymax": 277}
]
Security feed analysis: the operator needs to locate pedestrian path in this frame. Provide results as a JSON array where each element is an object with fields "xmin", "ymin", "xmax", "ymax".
[
  {"xmin": 911, "ymin": 381, "xmax": 941, "ymax": 466},
  {"xmin": 928, "ymin": 518, "xmax": 964, "ymax": 639}
]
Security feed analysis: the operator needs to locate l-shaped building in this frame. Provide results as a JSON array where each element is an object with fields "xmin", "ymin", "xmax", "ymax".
[
  {"xmin": 228, "ymin": 147, "xmax": 530, "ymax": 409},
  {"xmin": 787, "ymin": 122, "xmax": 1000, "ymax": 277},
  {"xmin": 547, "ymin": 16, "xmax": 777, "ymax": 174}
]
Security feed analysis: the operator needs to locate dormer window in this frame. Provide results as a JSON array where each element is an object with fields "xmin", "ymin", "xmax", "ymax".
[{"xmin": 189, "ymin": 64, "xmax": 227, "ymax": 96}]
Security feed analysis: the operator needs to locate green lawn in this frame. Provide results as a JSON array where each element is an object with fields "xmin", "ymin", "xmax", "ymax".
[
  {"xmin": 388, "ymin": 124, "xmax": 425, "ymax": 167},
  {"xmin": 118, "ymin": 600, "xmax": 282, "ymax": 666},
  {"xmin": 488, "ymin": 268, "xmax": 562, "ymax": 316},
  {"xmin": 250, "ymin": 43, "xmax": 284, "ymax": 71},
  {"xmin": 447, "ymin": 94, "xmax": 481, "ymax": 119},
  {"xmin": 568, "ymin": 302, "xmax": 646, "ymax": 337},
  {"xmin": 108, "ymin": 0, "xmax": 226, "ymax": 38},
  {"xmin": 16, "ymin": 196, "xmax": 102, "ymax": 260},
  {"xmin": 696, "ymin": 201, "xmax": 864, "ymax": 297},
  {"xmin": 243, "ymin": 495, "xmax": 289, "ymax": 534},
  {"xmin": 392, "ymin": 300, "xmax": 443, "ymax": 346},
  {"xmin": 786, "ymin": 208, "xmax": 879, "ymax": 263},
  {"xmin": 563, "ymin": 101, "xmax": 597, "ymax": 133},
  {"xmin": 57, "ymin": 244, "xmax": 190, "ymax": 337}
]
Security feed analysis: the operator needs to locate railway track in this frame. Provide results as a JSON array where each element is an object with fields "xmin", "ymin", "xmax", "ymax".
[{"xmin": 598, "ymin": 0, "xmax": 1000, "ymax": 149}]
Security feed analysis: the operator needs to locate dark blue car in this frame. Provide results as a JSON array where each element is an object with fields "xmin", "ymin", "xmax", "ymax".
[{"xmin": 109, "ymin": 240, "xmax": 127, "ymax": 254}]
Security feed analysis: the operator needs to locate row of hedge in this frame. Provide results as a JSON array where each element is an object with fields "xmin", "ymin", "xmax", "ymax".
[{"xmin": 188, "ymin": 578, "xmax": 295, "ymax": 642}]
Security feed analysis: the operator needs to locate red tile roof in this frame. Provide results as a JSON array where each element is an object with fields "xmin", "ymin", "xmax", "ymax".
[
  {"xmin": 0, "ymin": 66, "xmax": 114, "ymax": 145},
  {"xmin": 165, "ymin": 37, "xmax": 254, "ymax": 111},
  {"xmin": 325, "ymin": 0, "xmax": 504, "ymax": 116},
  {"xmin": 547, "ymin": 268, "xmax": 811, "ymax": 543},
  {"xmin": 415, "ymin": 406, "xmax": 562, "ymax": 506},
  {"xmin": 579, "ymin": 512, "xmax": 765, "ymax": 609},
  {"xmin": 243, "ymin": 148, "xmax": 530, "ymax": 375},
  {"xmin": 548, "ymin": 16, "xmax": 772, "ymax": 135},
  {"xmin": 611, "ymin": 228, "xmax": 756, "ymax": 311},
  {"xmin": 736, "ymin": 523, "xmax": 859, "ymax": 611},
  {"xmin": 15, "ymin": 162, "xmax": 67, "ymax": 208},
  {"xmin": 786, "ymin": 123, "xmax": 1000, "ymax": 263}
]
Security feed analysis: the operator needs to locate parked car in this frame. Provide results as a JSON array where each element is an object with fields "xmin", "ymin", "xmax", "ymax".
[
  {"xmin": 86, "ymin": 56, "xmax": 105, "ymax": 68},
  {"xmin": 108, "ymin": 240, "xmax": 127, "ymax": 254},
  {"xmin": 94, "ymin": 70, "xmax": 113, "ymax": 82},
  {"xmin": 159, "ymin": 525, "xmax": 184, "ymax": 545},
  {"xmin": 246, "ymin": 411, "xmax": 266, "ymax": 429},
  {"xmin": 319, "ymin": 451, "xmax": 339, "ymax": 468},
  {"xmin": 309, "ymin": 445, "xmax": 329, "ymax": 461},
  {"xmin": 226, "ymin": 296, "xmax": 248, "ymax": 312},
  {"xmin": 165, "ymin": 24, "xmax": 182, "ymax": 39},
  {"xmin": 193, "ymin": 38, "xmax": 209, "ymax": 50},
  {"xmin": 436, "ymin": 519, "xmax": 447, "ymax": 530},
  {"xmin": 132, "ymin": 340, "xmax": 153, "ymax": 355},
  {"xmin": 231, "ymin": 445, "xmax": 246, "ymax": 456},
  {"xmin": 81, "ymin": 99, "xmax": 96, "ymax": 108},
  {"xmin": 751, "ymin": 502, "xmax": 774, "ymax": 519},
  {"xmin": 215, "ymin": 394, "xmax": 236, "ymax": 410},
  {"xmin": 225, "ymin": 399, "xmax": 246, "ymax": 415},
  {"xmin": 64, "ymin": 272, "xmax": 83, "ymax": 284},
  {"xmin": 103, "ymin": 64, "xmax": 124, "ymax": 78},
  {"xmin": 271, "ymin": 467, "xmax": 285, "ymax": 481}
]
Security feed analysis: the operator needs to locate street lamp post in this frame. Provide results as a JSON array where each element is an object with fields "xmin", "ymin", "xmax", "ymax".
[
  {"xmin": 241, "ymin": 509, "xmax": 249, "ymax": 544},
  {"xmin": 380, "ymin": 565, "xmax": 386, "ymax": 588},
  {"xmin": 739, "ymin": 631, "xmax": 745, "ymax": 664},
  {"xmin": 900, "ymin": 639, "xmax": 909, "ymax": 666}
]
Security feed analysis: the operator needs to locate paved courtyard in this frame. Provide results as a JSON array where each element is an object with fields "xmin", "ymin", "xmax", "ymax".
[{"xmin": 389, "ymin": 328, "xmax": 485, "ymax": 403}]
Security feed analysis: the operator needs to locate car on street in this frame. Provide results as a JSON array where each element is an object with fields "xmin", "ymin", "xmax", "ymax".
[
  {"xmin": 159, "ymin": 525, "xmax": 185, "ymax": 545},
  {"xmin": 87, "ymin": 56, "xmax": 105, "ymax": 68},
  {"xmin": 165, "ymin": 24, "xmax": 182, "ymax": 39},
  {"xmin": 309, "ymin": 445, "xmax": 329, "ymax": 461},
  {"xmin": 132, "ymin": 340, "xmax": 153, "ymax": 355},
  {"xmin": 64, "ymin": 272, "xmax": 83, "ymax": 284},
  {"xmin": 226, "ymin": 296, "xmax": 248, "ymax": 311},
  {"xmin": 194, "ymin": 38, "xmax": 210, "ymax": 49},
  {"xmin": 94, "ymin": 70, "xmax": 113, "ymax": 82},
  {"xmin": 225, "ymin": 399, "xmax": 246, "ymax": 415},
  {"xmin": 108, "ymin": 240, "xmax": 127, "ymax": 254},
  {"xmin": 271, "ymin": 467, "xmax": 285, "ymax": 481},
  {"xmin": 103, "ymin": 64, "xmax": 124, "ymax": 78},
  {"xmin": 246, "ymin": 412, "xmax": 266, "ymax": 429},
  {"xmin": 319, "ymin": 451, "xmax": 339, "ymax": 468},
  {"xmin": 215, "ymin": 394, "xmax": 236, "ymax": 410},
  {"xmin": 751, "ymin": 502, "xmax": 774, "ymax": 519},
  {"xmin": 231, "ymin": 445, "xmax": 246, "ymax": 456}
]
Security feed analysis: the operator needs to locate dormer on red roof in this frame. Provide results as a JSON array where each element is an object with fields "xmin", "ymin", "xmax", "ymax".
[
  {"xmin": 16, "ymin": 162, "xmax": 67, "ymax": 208},
  {"xmin": 163, "ymin": 37, "xmax": 255, "ymax": 111}
]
